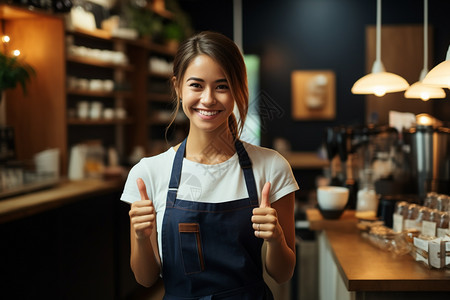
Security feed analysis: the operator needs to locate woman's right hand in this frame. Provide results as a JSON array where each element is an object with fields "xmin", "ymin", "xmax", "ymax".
[{"xmin": 129, "ymin": 178, "xmax": 156, "ymax": 240}]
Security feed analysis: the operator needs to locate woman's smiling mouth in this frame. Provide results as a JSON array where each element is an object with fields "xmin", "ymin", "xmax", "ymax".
[{"xmin": 195, "ymin": 109, "xmax": 221, "ymax": 117}]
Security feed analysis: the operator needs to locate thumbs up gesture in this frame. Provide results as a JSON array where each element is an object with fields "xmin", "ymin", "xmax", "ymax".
[
  {"xmin": 252, "ymin": 182, "xmax": 282, "ymax": 242},
  {"xmin": 129, "ymin": 178, "xmax": 156, "ymax": 240}
]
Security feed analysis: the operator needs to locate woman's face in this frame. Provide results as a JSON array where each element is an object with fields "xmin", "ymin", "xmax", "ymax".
[{"xmin": 178, "ymin": 54, "xmax": 234, "ymax": 135}]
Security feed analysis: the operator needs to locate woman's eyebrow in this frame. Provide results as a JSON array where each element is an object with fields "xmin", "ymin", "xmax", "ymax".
[
  {"xmin": 186, "ymin": 77, "xmax": 204, "ymax": 82},
  {"xmin": 186, "ymin": 77, "xmax": 228, "ymax": 83}
]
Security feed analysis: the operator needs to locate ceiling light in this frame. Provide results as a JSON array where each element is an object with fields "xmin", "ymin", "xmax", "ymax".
[
  {"xmin": 351, "ymin": 0, "xmax": 409, "ymax": 97},
  {"xmin": 405, "ymin": 0, "xmax": 446, "ymax": 101},
  {"xmin": 422, "ymin": 45, "xmax": 450, "ymax": 88}
]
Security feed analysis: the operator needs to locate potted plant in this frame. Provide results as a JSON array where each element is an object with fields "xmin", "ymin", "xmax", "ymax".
[
  {"xmin": 126, "ymin": 4, "xmax": 163, "ymax": 41},
  {"xmin": 163, "ymin": 21, "xmax": 184, "ymax": 51},
  {"xmin": 164, "ymin": 0, "xmax": 194, "ymax": 49},
  {"xmin": 0, "ymin": 50, "xmax": 35, "ymax": 126},
  {"xmin": 0, "ymin": 51, "xmax": 35, "ymax": 100}
]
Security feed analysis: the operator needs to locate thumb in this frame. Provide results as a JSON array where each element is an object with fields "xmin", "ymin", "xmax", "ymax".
[
  {"xmin": 136, "ymin": 178, "xmax": 150, "ymax": 201},
  {"xmin": 260, "ymin": 182, "xmax": 271, "ymax": 208}
]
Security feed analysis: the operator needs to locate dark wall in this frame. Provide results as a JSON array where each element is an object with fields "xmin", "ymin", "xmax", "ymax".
[{"xmin": 179, "ymin": 0, "xmax": 450, "ymax": 151}]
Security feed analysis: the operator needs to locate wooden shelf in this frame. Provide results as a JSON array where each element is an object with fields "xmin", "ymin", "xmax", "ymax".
[
  {"xmin": 67, "ymin": 89, "xmax": 132, "ymax": 98},
  {"xmin": 148, "ymin": 92, "xmax": 172, "ymax": 102},
  {"xmin": 148, "ymin": 71, "xmax": 172, "ymax": 79},
  {"xmin": 67, "ymin": 55, "xmax": 134, "ymax": 71},
  {"xmin": 0, "ymin": 4, "xmax": 59, "ymax": 20},
  {"xmin": 67, "ymin": 28, "xmax": 176, "ymax": 57},
  {"xmin": 68, "ymin": 27, "xmax": 112, "ymax": 40},
  {"xmin": 126, "ymin": 38, "xmax": 177, "ymax": 56},
  {"xmin": 67, "ymin": 118, "xmax": 133, "ymax": 125}
]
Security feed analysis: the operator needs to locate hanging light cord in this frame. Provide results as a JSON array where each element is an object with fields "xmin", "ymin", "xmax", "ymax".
[
  {"xmin": 376, "ymin": 0, "xmax": 381, "ymax": 63},
  {"xmin": 423, "ymin": 0, "xmax": 428, "ymax": 76}
]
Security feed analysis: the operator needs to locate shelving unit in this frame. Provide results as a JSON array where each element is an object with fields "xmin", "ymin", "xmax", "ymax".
[
  {"xmin": 65, "ymin": 28, "xmax": 133, "ymax": 159},
  {"xmin": 1, "ymin": 4, "xmax": 185, "ymax": 176}
]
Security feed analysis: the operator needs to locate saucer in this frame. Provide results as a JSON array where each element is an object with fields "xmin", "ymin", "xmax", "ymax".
[{"xmin": 318, "ymin": 207, "xmax": 345, "ymax": 220}]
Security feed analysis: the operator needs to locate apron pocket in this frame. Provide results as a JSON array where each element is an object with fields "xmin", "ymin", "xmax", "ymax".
[{"xmin": 178, "ymin": 223, "xmax": 205, "ymax": 274}]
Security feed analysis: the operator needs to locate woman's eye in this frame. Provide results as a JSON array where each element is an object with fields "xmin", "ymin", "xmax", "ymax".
[
  {"xmin": 189, "ymin": 83, "xmax": 202, "ymax": 88},
  {"xmin": 216, "ymin": 84, "xmax": 229, "ymax": 90}
]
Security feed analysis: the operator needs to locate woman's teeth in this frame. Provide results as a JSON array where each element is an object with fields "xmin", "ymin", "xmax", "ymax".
[{"xmin": 197, "ymin": 110, "xmax": 219, "ymax": 116}]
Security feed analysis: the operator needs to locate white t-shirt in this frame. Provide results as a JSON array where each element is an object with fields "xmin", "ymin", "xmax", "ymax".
[{"xmin": 120, "ymin": 141, "xmax": 299, "ymax": 257}]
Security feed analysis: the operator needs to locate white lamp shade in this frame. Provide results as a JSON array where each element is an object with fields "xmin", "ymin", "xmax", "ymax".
[
  {"xmin": 404, "ymin": 81, "xmax": 446, "ymax": 101},
  {"xmin": 351, "ymin": 71, "xmax": 410, "ymax": 97},
  {"xmin": 422, "ymin": 60, "xmax": 450, "ymax": 88}
]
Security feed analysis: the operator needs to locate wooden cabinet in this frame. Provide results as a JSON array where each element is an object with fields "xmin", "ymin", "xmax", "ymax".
[
  {"xmin": 1, "ymin": 4, "xmax": 182, "ymax": 177},
  {"xmin": 2, "ymin": 5, "xmax": 67, "ymax": 173}
]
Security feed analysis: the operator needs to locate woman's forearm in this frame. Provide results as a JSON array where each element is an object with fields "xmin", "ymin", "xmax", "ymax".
[
  {"xmin": 130, "ymin": 225, "xmax": 161, "ymax": 287},
  {"xmin": 265, "ymin": 234, "xmax": 296, "ymax": 283},
  {"xmin": 264, "ymin": 192, "xmax": 296, "ymax": 284}
]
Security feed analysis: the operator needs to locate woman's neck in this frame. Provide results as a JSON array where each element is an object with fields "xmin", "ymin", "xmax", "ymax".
[{"xmin": 185, "ymin": 129, "xmax": 236, "ymax": 165}]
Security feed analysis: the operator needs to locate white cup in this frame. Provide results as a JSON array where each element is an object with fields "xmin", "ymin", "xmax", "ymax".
[
  {"xmin": 90, "ymin": 101, "xmax": 103, "ymax": 119},
  {"xmin": 34, "ymin": 148, "xmax": 60, "ymax": 179},
  {"xmin": 103, "ymin": 80, "xmax": 114, "ymax": 92},
  {"xmin": 103, "ymin": 108, "xmax": 114, "ymax": 119},
  {"xmin": 77, "ymin": 101, "xmax": 89, "ymax": 119},
  {"xmin": 115, "ymin": 107, "xmax": 127, "ymax": 119},
  {"xmin": 89, "ymin": 79, "xmax": 103, "ymax": 91},
  {"xmin": 317, "ymin": 186, "xmax": 349, "ymax": 210},
  {"xmin": 77, "ymin": 78, "xmax": 89, "ymax": 90}
]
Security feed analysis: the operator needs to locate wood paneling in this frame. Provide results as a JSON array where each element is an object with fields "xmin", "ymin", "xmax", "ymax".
[{"xmin": 4, "ymin": 13, "xmax": 67, "ymax": 174}]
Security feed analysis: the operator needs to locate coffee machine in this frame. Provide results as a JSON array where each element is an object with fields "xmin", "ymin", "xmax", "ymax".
[
  {"xmin": 324, "ymin": 124, "xmax": 413, "ymax": 205},
  {"xmin": 408, "ymin": 114, "xmax": 450, "ymax": 199}
]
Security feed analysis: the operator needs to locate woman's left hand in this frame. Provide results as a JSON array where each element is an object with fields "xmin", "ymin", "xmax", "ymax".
[{"xmin": 251, "ymin": 182, "xmax": 284, "ymax": 243}]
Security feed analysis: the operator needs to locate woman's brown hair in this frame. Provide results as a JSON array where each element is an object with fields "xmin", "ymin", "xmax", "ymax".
[{"xmin": 168, "ymin": 31, "xmax": 248, "ymax": 140}]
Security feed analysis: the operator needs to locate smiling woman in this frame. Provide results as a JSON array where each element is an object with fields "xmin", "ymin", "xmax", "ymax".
[
  {"xmin": 120, "ymin": 31, "xmax": 299, "ymax": 300},
  {"xmin": 179, "ymin": 54, "xmax": 235, "ymax": 145}
]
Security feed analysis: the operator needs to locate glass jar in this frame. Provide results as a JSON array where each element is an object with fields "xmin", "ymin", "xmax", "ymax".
[
  {"xmin": 417, "ymin": 207, "xmax": 434, "ymax": 239},
  {"xmin": 404, "ymin": 203, "xmax": 419, "ymax": 230},
  {"xmin": 437, "ymin": 212, "xmax": 449, "ymax": 238},
  {"xmin": 437, "ymin": 194, "xmax": 449, "ymax": 212},
  {"xmin": 395, "ymin": 201, "xmax": 408, "ymax": 217},
  {"xmin": 356, "ymin": 169, "xmax": 378, "ymax": 217},
  {"xmin": 424, "ymin": 192, "xmax": 439, "ymax": 209}
]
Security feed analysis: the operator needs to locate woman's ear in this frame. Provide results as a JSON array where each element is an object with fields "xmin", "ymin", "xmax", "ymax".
[{"xmin": 172, "ymin": 76, "xmax": 181, "ymax": 99}]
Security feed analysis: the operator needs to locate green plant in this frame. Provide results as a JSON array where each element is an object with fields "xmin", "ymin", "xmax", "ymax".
[
  {"xmin": 126, "ymin": 4, "xmax": 163, "ymax": 39},
  {"xmin": 0, "ymin": 52, "xmax": 35, "ymax": 94},
  {"xmin": 165, "ymin": 0, "xmax": 194, "ymax": 41},
  {"xmin": 163, "ymin": 21, "xmax": 184, "ymax": 42}
]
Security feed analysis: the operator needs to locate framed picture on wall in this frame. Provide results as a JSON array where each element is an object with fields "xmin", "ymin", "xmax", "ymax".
[{"xmin": 291, "ymin": 70, "xmax": 336, "ymax": 120}]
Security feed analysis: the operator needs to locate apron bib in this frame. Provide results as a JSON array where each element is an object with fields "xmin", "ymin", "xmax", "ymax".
[{"xmin": 161, "ymin": 139, "xmax": 274, "ymax": 300}]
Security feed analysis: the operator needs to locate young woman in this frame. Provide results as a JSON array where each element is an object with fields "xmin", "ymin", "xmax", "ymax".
[{"xmin": 121, "ymin": 31, "xmax": 298, "ymax": 299}]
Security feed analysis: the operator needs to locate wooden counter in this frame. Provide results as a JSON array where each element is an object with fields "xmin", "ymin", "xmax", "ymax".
[
  {"xmin": 306, "ymin": 208, "xmax": 450, "ymax": 299},
  {"xmin": 0, "ymin": 178, "xmax": 124, "ymax": 224},
  {"xmin": 0, "ymin": 177, "xmax": 142, "ymax": 299},
  {"xmin": 282, "ymin": 151, "xmax": 328, "ymax": 169}
]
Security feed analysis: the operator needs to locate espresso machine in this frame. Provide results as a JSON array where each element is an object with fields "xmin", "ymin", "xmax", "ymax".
[
  {"xmin": 324, "ymin": 124, "xmax": 413, "ymax": 207},
  {"xmin": 407, "ymin": 114, "xmax": 450, "ymax": 199}
]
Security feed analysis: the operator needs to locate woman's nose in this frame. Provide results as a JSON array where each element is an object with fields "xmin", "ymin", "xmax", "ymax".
[{"xmin": 200, "ymin": 88, "xmax": 216, "ymax": 106}]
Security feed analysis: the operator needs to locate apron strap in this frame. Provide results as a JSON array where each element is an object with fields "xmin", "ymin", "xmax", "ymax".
[
  {"xmin": 167, "ymin": 138, "xmax": 187, "ymax": 207},
  {"xmin": 235, "ymin": 139, "xmax": 259, "ymax": 207}
]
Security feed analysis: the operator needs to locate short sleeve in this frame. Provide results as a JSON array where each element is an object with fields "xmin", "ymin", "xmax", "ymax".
[
  {"xmin": 120, "ymin": 159, "xmax": 150, "ymax": 204},
  {"xmin": 268, "ymin": 152, "xmax": 299, "ymax": 204}
]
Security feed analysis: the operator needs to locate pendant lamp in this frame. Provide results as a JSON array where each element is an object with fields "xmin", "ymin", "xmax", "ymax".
[
  {"xmin": 422, "ymin": 45, "xmax": 450, "ymax": 88},
  {"xmin": 351, "ymin": 0, "xmax": 409, "ymax": 97},
  {"xmin": 405, "ymin": 0, "xmax": 446, "ymax": 101}
]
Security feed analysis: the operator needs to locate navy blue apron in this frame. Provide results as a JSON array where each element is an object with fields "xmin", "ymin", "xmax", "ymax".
[{"xmin": 161, "ymin": 138, "xmax": 274, "ymax": 300}]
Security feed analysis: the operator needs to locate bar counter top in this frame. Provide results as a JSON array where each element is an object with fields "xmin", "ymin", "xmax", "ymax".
[
  {"xmin": 306, "ymin": 208, "xmax": 450, "ymax": 292},
  {"xmin": 0, "ymin": 178, "xmax": 124, "ymax": 224}
]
